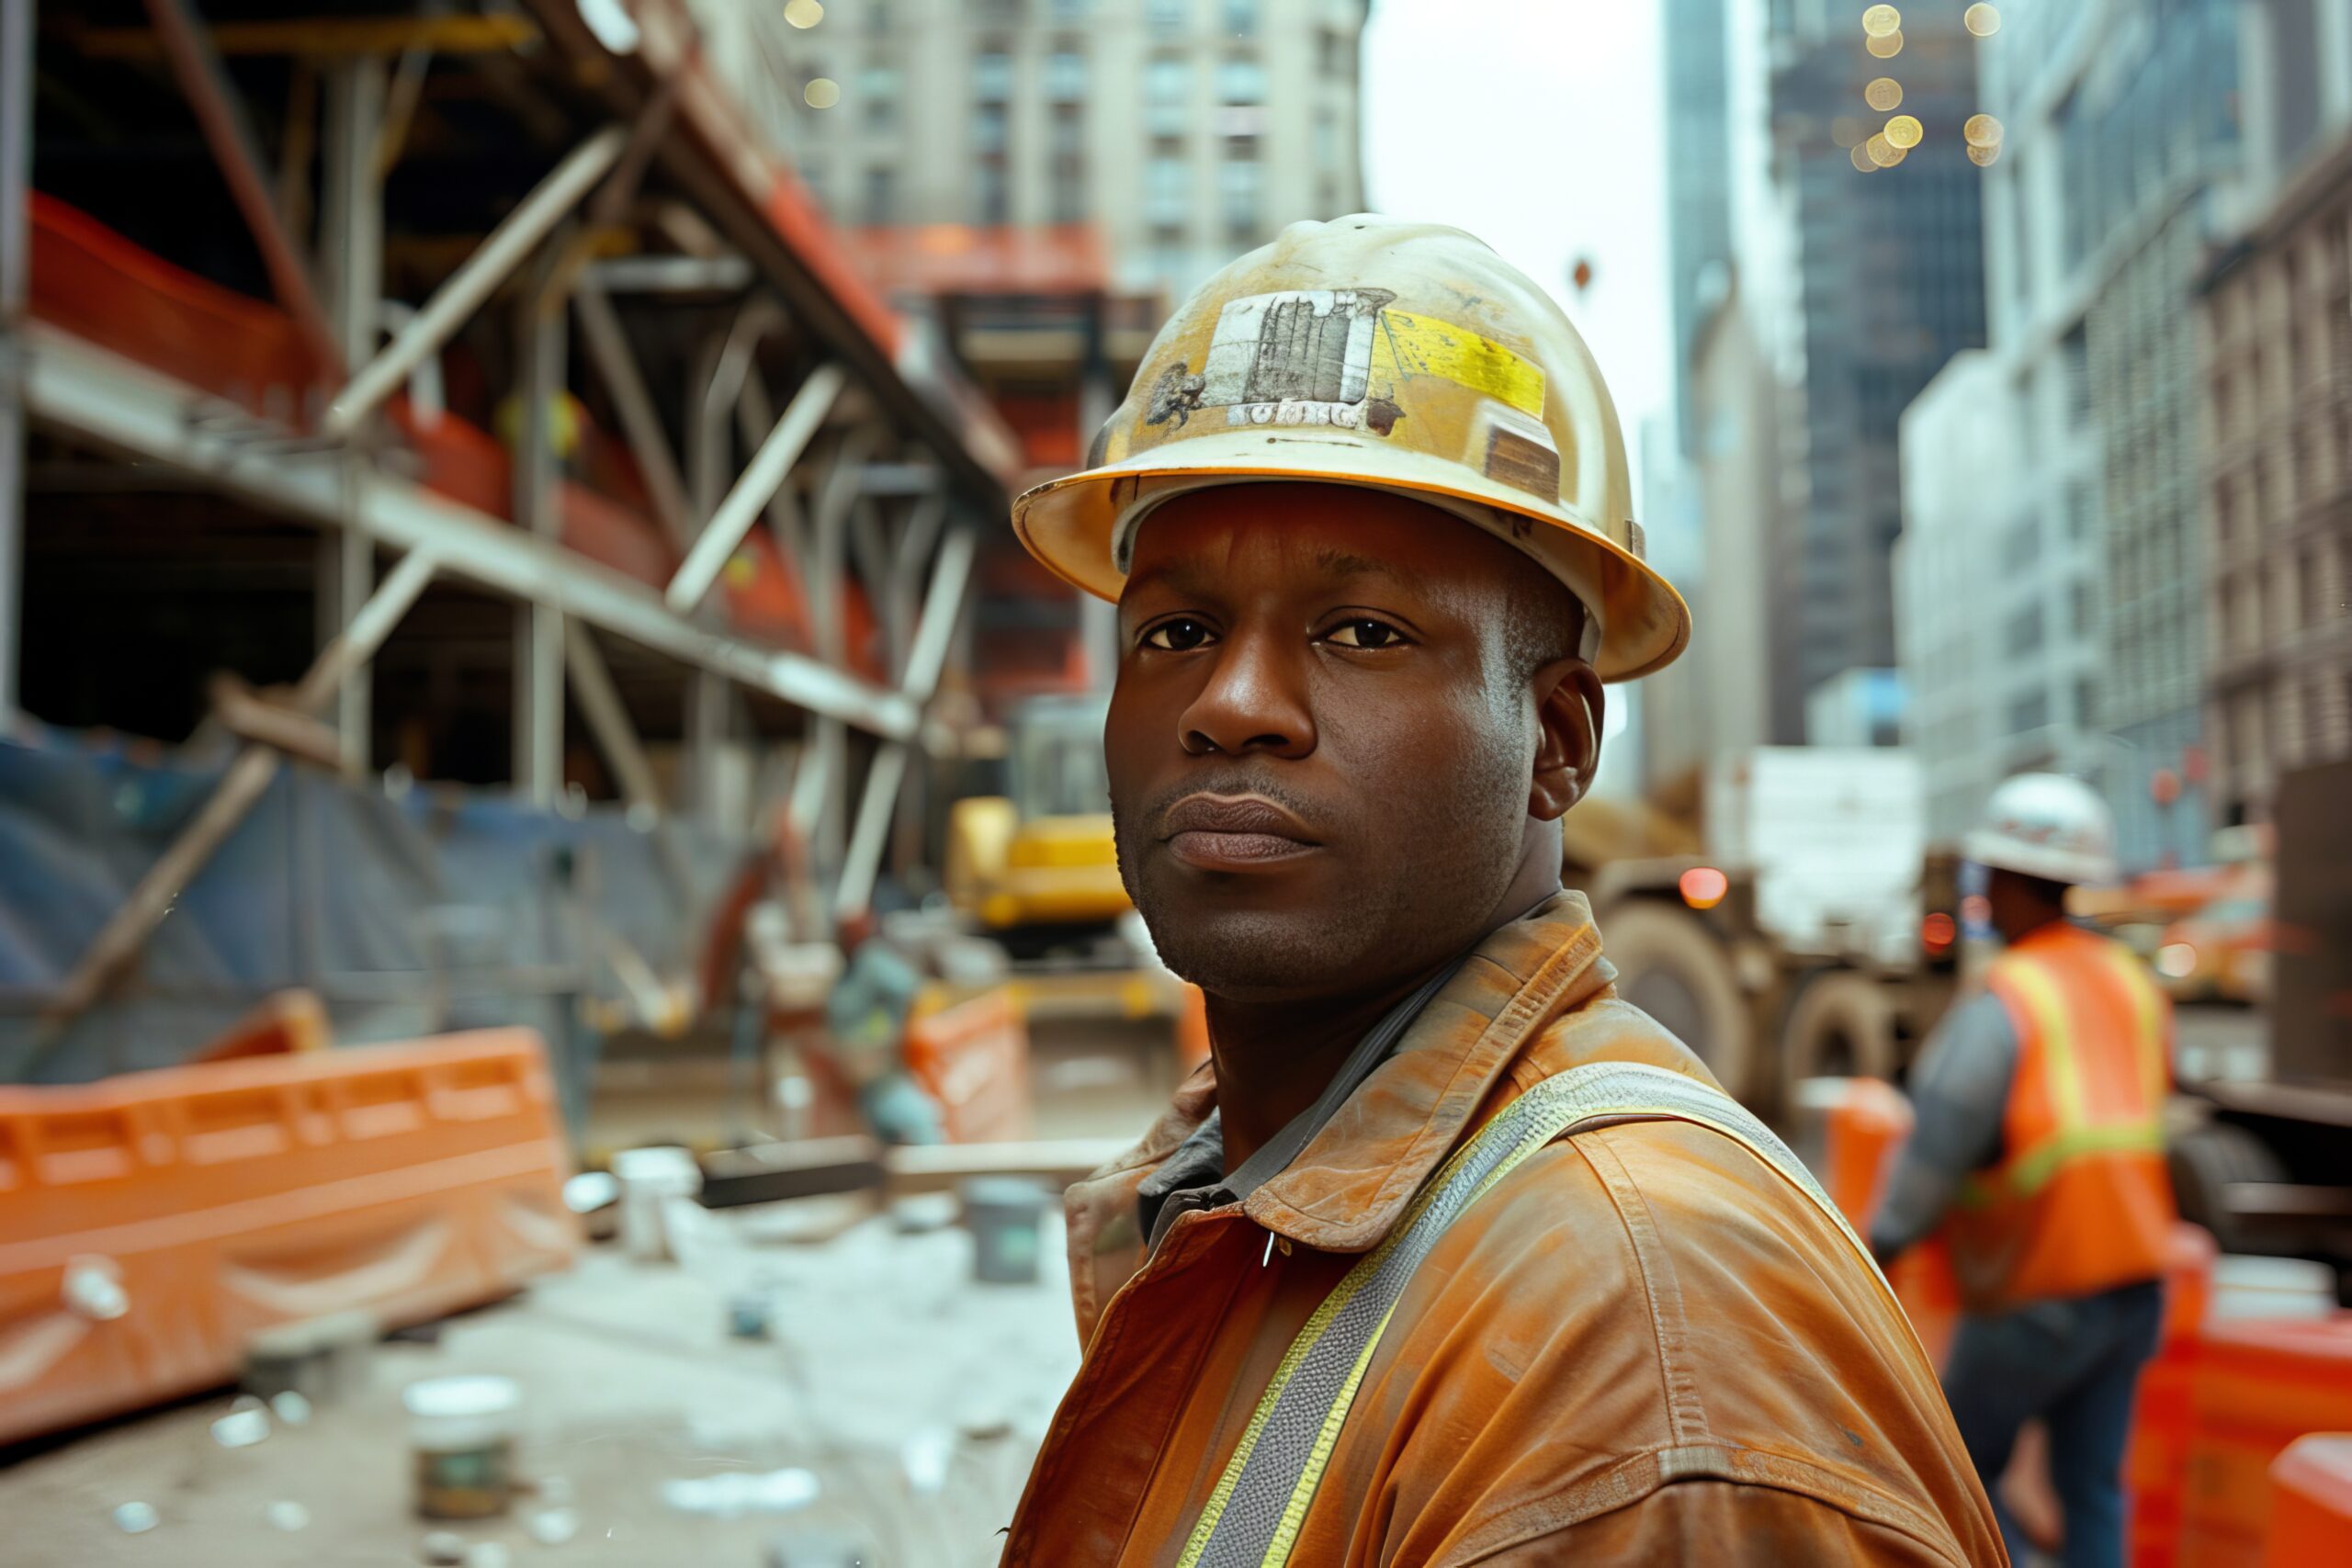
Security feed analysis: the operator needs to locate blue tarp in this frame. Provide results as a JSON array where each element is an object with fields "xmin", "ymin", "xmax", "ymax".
[{"xmin": 0, "ymin": 734, "xmax": 746, "ymax": 1084}]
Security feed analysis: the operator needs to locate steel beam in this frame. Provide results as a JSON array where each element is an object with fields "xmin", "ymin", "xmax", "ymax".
[
  {"xmin": 37, "ymin": 548, "xmax": 440, "ymax": 1038},
  {"xmin": 573, "ymin": 279, "xmax": 694, "ymax": 544},
  {"xmin": 563, "ymin": 622, "xmax": 662, "ymax": 815},
  {"xmin": 142, "ymin": 0, "xmax": 342, "ymax": 379},
  {"xmin": 667, "ymin": 363, "xmax": 844, "ymax": 614},
  {"xmin": 77, "ymin": 15, "xmax": 539, "ymax": 58},
  {"xmin": 324, "ymin": 127, "xmax": 626, "ymax": 438},
  {"xmin": 0, "ymin": 0, "xmax": 29, "ymax": 717},
  {"xmin": 832, "ymin": 525, "xmax": 977, "ymax": 921},
  {"xmin": 320, "ymin": 56, "xmax": 386, "ymax": 773},
  {"xmin": 585, "ymin": 254, "xmax": 753, "ymax": 295},
  {"xmin": 513, "ymin": 251, "xmax": 568, "ymax": 807},
  {"xmin": 26, "ymin": 326, "xmax": 919, "ymax": 738}
]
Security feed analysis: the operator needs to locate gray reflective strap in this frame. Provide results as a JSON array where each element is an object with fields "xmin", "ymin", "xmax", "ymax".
[{"xmin": 1178, "ymin": 1061, "xmax": 1877, "ymax": 1568}]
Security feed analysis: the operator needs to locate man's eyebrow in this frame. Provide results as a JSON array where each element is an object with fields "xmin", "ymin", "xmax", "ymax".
[{"xmin": 1309, "ymin": 547, "xmax": 1408, "ymax": 584}]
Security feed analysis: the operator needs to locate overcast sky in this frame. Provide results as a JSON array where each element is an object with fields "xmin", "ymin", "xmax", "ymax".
[{"xmin": 1360, "ymin": 0, "xmax": 1674, "ymax": 468}]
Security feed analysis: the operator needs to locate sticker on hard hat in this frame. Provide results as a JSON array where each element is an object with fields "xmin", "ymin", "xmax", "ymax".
[{"xmin": 1193, "ymin": 288, "xmax": 1547, "ymax": 438}]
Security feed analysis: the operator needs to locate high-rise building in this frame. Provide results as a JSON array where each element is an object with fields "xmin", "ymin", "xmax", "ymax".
[
  {"xmin": 2197, "ymin": 2, "xmax": 2352, "ymax": 829},
  {"xmin": 2065, "ymin": 0, "xmax": 2249, "ymax": 869},
  {"xmin": 692, "ymin": 0, "xmax": 1371, "ymax": 301},
  {"xmin": 1757, "ymin": 7, "xmax": 1988, "ymax": 744},
  {"xmin": 1664, "ymin": 0, "xmax": 1736, "ymax": 457}
]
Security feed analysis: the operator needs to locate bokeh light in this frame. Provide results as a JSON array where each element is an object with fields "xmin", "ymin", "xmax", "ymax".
[
  {"xmin": 785, "ymin": 0, "xmax": 825, "ymax": 28},
  {"xmin": 1679, "ymin": 866, "xmax": 1731, "ymax": 910},
  {"xmin": 1967, "ymin": 141, "xmax": 2001, "ymax": 166},
  {"xmin": 1832, "ymin": 116, "xmax": 1869, "ymax": 149},
  {"xmin": 1866, "ymin": 29, "xmax": 1905, "ymax": 59},
  {"xmin": 1964, "ymin": 4, "xmax": 2002, "ymax": 37},
  {"xmin": 1861, "ymin": 5, "xmax": 1902, "ymax": 38},
  {"xmin": 804, "ymin": 77, "xmax": 841, "ymax": 108},
  {"xmin": 1884, "ymin": 114, "xmax": 1923, "ymax": 150},
  {"xmin": 1866, "ymin": 132, "xmax": 1905, "ymax": 167},
  {"xmin": 1850, "ymin": 141, "xmax": 1880, "ymax": 173},
  {"xmin": 1865, "ymin": 77, "xmax": 1904, "ymax": 112},
  {"xmin": 1964, "ymin": 113, "xmax": 2005, "ymax": 148}
]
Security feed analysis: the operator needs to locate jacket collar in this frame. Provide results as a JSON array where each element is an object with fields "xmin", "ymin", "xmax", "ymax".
[{"xmin": 1069, "ymin": 891, "xmax": 1612, "ymax": 1265}]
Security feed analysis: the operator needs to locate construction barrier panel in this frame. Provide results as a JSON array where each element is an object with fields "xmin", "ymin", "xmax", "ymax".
[
  {"xmin": 2129, "ymin": 1223, "xmax": 2221, "ymax": 1568},
  {"xmin": 2177, "ymin": 1314, "xmax": 2352, "ymax": 1566},
  {"xmin": 0, "ymin": 1030, "xmax": 576, "ymax": 1444},
  {"xmin": 2264, "ymin": 1432, "xmax": 2352, "ymax": 1566},
  {"xmin": 906, "ymin": 986, "xmax": 1031, "ymax": 1145}
]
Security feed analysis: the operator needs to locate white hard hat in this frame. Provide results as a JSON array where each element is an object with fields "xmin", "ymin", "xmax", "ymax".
[{"xmin": 1964, "ymin": 773, "xmax": 2120, "ymax": 886}]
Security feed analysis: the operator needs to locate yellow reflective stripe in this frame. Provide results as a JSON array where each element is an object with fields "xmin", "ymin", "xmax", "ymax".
[
  {"xmin": 1997, "ymin": 954, "xmax": 2086, "ymax": 1127},
  {"xmin": 1177, "ymin": 1098, "xmax": 1513, "ymax": 1568},
  {"xmin": 1982, "ymin": 1118, "xmax": 2165, "ymax": 1202},
  {"xmin": 1261, "ymin": 1300, "xmax": 1402, "ymax": 1568},
  {"xmin": 2092, "ymin": 942, "xmax": 2171, "ymax": 1110}
]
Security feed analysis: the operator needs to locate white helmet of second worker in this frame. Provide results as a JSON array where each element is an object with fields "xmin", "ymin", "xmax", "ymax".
[
  {"xmin": 1965, "ymin": 773, "xmax": 2120, "ymax": 887},
  {"xmin": 1009, "ymin": 215, "xmax": 1691, "ymax": 682}
]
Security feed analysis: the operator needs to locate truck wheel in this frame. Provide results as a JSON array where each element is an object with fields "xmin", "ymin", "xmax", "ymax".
[
  {"xmin": 1782, "ymin": 969, "xmax": 1899, "ymax": 1083},
  {"xmin": 1601, "ymin": 899, "xmax": 1757, "ymax": 1104},
  {"xmin": 2168, "ymin": 1121, "xmax": 2287, "ymax": 1257}
]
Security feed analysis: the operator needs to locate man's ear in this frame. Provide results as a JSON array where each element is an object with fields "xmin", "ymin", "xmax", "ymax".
[{"xmin": 1527, "ymin": 660, "xmax": 1603, "ymax": 822}]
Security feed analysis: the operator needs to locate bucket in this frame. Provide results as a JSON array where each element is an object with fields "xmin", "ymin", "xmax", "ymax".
[
  {"xmin": 611, "ymin": 1145, "xmax": 703, "ymax": 1262},
  {"xmin": 961, "ymin": 1177, "xmax": 1046, "ymax": 1285},
  {"xmin": 402, "ymin": 1374, "xmax": 521, "ymax": 1519}
]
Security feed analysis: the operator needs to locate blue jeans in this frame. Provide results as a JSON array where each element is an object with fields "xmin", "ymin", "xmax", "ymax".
[{"xmin": 1941, "ymin": 1280, "xmax": 2164, "ymax": 1568}]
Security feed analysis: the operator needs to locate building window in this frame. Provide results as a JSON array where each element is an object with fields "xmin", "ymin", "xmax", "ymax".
[
  {"xmin": 864, "ymin": 166, "xmax": 896, "ymax": 224},
  {"xmin": 973, "ymin": 101, "xmax": 1008, "ymax": 153},
  {"xmin": 860, "ymin": 65, "xmax": 900, "ymax": 131},
  {"xmin": 1146, "ymin": 0, "xmax": 1185, "ymax": 33},
  {"xmin": 975, "ymin": 50, "xmax": 1013, "ymax": 102},
  {"xmin": 1046, "ymin": 50, "xmax": 1086, "ymax": 104},
  {"xmin": 1224, "ymin": 0, "xmax": 1260, "ymax": 38},
  {"xmin": 1146, "ymin": 55, "xmax": 1192, "ymax": 137},
  {"xmin": 2069, "ymin": 578, "xmax": 2093, "ymax": 636},
  {"xmin": 1050, "ymin": 104, "xmax": 1084, "ymax": 157},
  {"xmin": 2009, "ymin": 688, "xmax": 2050, "ymax": 736},
  {"xmin": 976, "ymin": 160, "xmax": 1009, "ymax": 225},
  {"xmin": 1217, "ymin": 57, "xmax": 1268, "ymax": 105},
  {"xmin": 1220, "ymin": 156, "xmax": 1262, "ymax": 240},
  {"xmin": 865, "ymin": 1, "xmax": 891, "ymax": 36},
  {"xmin": 2007, "ymin": 602, "xmax": 2045, "ymax": 654},
  {"xmin": 1050, "ymin": 0, "xmax": 1091, "ymax": 17},
  {"xmin": 1146, "ymin": 153, "xmax": 1192, "ymax": 226},
  {"xmin": 1318, "ymin": 26, "xmax": 1350, "ymax": 77},
  {"xmin": 1051, "ymin": 155, "xmax": 1086, "ymax": 223},
  {"xmin": 2002, "ymin": 516, "xmax": 2041, "ymax": 571},
  {"xmin": 1315, "ymin": 106, "xmax": 1338, "ymax": 172}
]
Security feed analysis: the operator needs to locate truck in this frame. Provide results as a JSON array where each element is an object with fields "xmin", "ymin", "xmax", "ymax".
[{"xmin": 1565, "ymin": 747, "xmax": 1960, "ymax": 1119}]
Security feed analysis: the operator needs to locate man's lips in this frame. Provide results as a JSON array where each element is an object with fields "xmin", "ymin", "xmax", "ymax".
[{"xmin": 1159, "ymin": 793, "xmax": 1322, "ymax": 872}]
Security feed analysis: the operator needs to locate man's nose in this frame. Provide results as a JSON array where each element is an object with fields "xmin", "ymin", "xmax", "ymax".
[{"xmin": 1178, "ymin": 626, "xmax": 1315, "ymax": 759}]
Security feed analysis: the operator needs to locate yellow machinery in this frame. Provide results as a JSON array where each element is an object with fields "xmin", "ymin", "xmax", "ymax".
[{"xmin": 946, "ymin": 694, "xmax": 1131, "ymax": 945}]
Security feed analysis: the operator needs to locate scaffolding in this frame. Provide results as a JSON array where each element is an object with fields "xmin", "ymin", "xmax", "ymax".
[{"xmin": 0, "ymin": 0, "xmax": 1035, "ymax": 1066}]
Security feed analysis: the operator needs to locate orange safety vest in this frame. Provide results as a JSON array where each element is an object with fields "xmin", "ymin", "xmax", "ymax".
[{"xmin": 1944, "ymin": 921, "xmax": 2176, "ymax": 1312}]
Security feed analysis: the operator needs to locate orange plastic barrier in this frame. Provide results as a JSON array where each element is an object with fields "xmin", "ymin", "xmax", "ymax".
[
  {"xmin": 0, "ymin": 1031, "xmax": 577, "ymax": 1444},
  {"xmin": 1891, "ymin": 1239, "xmax": 1963, "ymax": 1372},
  {"xmin": 2177, "ymin": 1314, "xmax": 2352, "ymax": 1566},
  {"xmin": 186, "ymin": 988, "xmax": 333, "ymax": 1066},
  {"xmin": 1811, "ymin": 1077, "xmax": 1914, "ymax": 1229},
  {"xmin": 906, "ymin": 987, "xmax": 1031, "ymax": 1145},
  {"xmin": 2130, "ymin": 1223, "xmax": 2221, "ymax": 1568},
  {"xmin": 2265, "ymin": 1433, "xmax": 2352, "ymax": 1565}
]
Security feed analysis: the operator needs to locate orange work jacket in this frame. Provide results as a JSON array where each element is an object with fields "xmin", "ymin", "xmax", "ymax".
[
  {"xmin": 1943, "ymin": 921, "xmax": 2175, "ymax": 1313},
  {"xmin": 1003, "ymin": 894, "xmax": 2005, "ymax": 1565}
]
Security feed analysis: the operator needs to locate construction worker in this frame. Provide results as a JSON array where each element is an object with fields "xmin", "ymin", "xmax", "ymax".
[
  {"xmin": 1871, "ymin": 773, "xmax": 2175, "ymax": 1568},
  {"xmin": 998, "ymin": 218, "xmax": 2001, "ymax": 1564}
]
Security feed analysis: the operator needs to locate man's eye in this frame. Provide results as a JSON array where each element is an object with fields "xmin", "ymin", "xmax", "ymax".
[
  {"xmin": 1143, "ymin": 618, "xmax": 1216, "ymax": 651},
  {"xmin": 1324, "ymin": 619, "xmax": 1408, "ymax": 649}
]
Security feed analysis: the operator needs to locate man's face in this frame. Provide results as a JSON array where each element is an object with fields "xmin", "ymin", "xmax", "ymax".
[{"xmin": 1107, "ymin": 483, "xmax": 1586, "ymax": 1003}]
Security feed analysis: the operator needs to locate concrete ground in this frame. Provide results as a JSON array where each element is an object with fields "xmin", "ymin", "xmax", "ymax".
[{"xmin": 2, "ymin": 1207, "xmax": 1084, "ymax": 1568}]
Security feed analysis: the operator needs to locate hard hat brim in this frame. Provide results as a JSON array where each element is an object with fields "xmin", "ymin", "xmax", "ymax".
[
  {"xmin": 1962, "ymin": 829, "xmax": 2120, "ymax": 888},
  {"xmin": 1011, "ymin": 430, "xmax": 1692, "ymax": 683}
]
